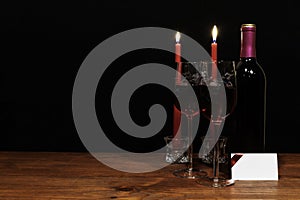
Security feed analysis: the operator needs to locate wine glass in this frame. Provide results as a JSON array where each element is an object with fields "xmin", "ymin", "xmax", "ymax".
[
  {"xmin": 196, "ymin": 60, "xmax": 237, "ymax": 187},
  {"xmin": 172, "ymin": 61, "xmax": 207, "ymax": 179}
]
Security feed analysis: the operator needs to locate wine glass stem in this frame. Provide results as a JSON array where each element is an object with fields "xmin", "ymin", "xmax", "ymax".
[
  {"xmin": 211, "ymin": 121, "xmax": 223, "ymax": 184},
  {"xmin": 187, "ymin": 116, "xmax": 193, "ymax": 171},
  {"xmin": 213, "ymin": 134, "xmax": 220, "ymax": 180}
]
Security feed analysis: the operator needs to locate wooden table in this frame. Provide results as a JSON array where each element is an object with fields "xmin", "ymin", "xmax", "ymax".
[{"xmin": 1, "ymin": 152, "xmax": 300, "ymax": 199}]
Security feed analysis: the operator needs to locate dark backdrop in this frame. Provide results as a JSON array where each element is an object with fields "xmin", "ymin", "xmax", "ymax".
[{"xmin": 1, "ymin": 0, "xmax": 298, "ymax": 152}]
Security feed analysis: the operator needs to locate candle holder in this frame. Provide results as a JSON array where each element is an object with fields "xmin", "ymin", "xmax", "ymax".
[{"xmin": 164, "ymin": 135, "xmax": 189, "ymax": 164}]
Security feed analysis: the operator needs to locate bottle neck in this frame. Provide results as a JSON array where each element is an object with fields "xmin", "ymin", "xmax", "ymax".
[{"xmin": 240, "ymin": 29, "xmax": 256, "ymax": 58}]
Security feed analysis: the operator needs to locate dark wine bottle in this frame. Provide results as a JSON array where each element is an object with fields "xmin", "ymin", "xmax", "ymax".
[{"xmin": 232, "ymin": 24, "xmax": 266, "ymax": 153}]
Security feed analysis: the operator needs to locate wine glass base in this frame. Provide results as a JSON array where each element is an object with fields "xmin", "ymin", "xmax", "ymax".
[
  {"xmin": 173, "ymin": 168, "xmax": 207, "ymax": 179},
  {"xmin": 196, "ymin": 176, "xmax": 235, "ymax": 188}
]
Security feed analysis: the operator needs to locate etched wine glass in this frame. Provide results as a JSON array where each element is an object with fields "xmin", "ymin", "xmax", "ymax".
[
  {"xmin": 172, "ymin": 61, "xmax": 207, "ymax": 179},
  {"xmin": 196, "ymin": 60, "xmax": 237, "ymax": 187}
]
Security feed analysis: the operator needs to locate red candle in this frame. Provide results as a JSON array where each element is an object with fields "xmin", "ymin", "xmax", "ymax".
[
  {"xmin": 211, "ymin": 25, "xmax": 218, "ymax": 80},
  {"xmin": 173, "ymin": 107, "xmax": 181, "ymax": 136},
  {"xmin": 175, "ymin": 32, "xmax": 181, "ymax": 63},
  {"xmin": 174, "ymin": 31, "xmax": 182, "ymax": 136},
  {"xmin": 175, "ymin": 32, "xmax": 182, "ymax": 84}
]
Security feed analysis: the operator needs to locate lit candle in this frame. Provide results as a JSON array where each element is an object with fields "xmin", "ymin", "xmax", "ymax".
[
  {"xmin": 174, "ymin": 31, "xmax": 181, "ymax": 136},
  {"xmin": 175, "ymin": 31, "xmax": 181, "ymax": 63},
  {"xmin": 175, "ymin": 31, "xmax": 182, "ymax": 84},
  {"xmin": 211, "ymin": 25, "xmax": 218, "ymax": 80}
]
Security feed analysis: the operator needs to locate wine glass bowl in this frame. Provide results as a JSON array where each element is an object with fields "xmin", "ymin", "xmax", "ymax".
[{"xmin": 198, "ymin": 60, "xmax": 237, "ymax": 122}]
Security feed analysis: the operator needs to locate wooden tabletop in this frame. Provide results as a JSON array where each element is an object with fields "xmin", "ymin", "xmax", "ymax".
[{"xmin": 1, "ymin": 151, "xmax": 300, "ymax": 200}]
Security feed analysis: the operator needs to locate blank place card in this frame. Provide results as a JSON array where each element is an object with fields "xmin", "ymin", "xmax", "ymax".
[{"xmin": 231, "ymin": 153, "xmax": 279, "ymax": 181}]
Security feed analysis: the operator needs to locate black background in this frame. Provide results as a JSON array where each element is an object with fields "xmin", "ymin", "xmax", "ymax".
[{"xmin": 1, "ymin": 0, "xmax": 299, "ymax": 152}]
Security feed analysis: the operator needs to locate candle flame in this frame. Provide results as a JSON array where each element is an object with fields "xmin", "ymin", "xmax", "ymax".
[
  {"xmin": 212, "ymin": 25, "xmax": 218, "ymax": 42},
  {"xmin": 175, "ymin": 32, "xmax": 181, "ymax": 43}
]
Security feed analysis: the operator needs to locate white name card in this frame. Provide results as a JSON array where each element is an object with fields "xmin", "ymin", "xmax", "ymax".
[{"xmin": 231, "ymin": 153, "xmax": 278, "ymax": 180}]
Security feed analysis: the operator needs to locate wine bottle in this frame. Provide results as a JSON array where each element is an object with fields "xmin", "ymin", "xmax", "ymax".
[{"xmin": 232, "ymin": 24, "xmax": 266, "ymax": 153}]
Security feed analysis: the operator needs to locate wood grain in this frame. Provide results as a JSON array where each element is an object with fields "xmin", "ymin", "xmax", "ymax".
[{"xmin": 1, "ymin": 152, "xmax": 300, "ymax": 199}]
